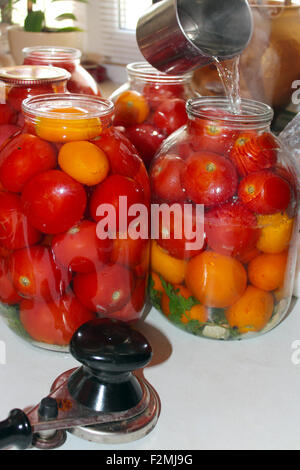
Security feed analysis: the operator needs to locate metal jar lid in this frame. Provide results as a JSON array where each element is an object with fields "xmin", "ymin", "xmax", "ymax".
[{"xmin": 0, "ymin": 65, "xmax": 71, "ymax": 86}]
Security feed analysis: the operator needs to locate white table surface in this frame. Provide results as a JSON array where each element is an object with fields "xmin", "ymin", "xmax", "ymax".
[{"xmin": 0, "ymin": 299, "xmax": 300, "ymax": 451}]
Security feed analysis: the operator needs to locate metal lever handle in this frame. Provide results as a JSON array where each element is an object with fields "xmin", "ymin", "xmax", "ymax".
[{"xmin": 0, "ymin": 409, "xmax": 32, "ymax": 450}]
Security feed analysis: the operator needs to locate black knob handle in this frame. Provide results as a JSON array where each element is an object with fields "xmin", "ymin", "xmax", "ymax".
[
  {"xmin": 68, "ymin": 319, "xmax": 153, "ymax": 413},
  {"xmin": 0, "ymin": 409, "xmax": 32, "ymax": 450}
]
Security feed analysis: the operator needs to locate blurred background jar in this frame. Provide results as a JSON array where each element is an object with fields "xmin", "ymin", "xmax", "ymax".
[
  {"xmin": 149, "ymin": 96, "xmax": 299, "ymax": 340},
  {"xmin": 0, "ymin": 65, "xmax": 70, "ymax": 147},
  {"xmin": 0, "ymin": 93, "xmax": 150, "ymax": 351},
  {"xmin": 22, "ymin": 46, "xmax": 101, "ymax": 96},
  {"xmin": 193, "ymin": 1, "xmax": 300, "ymax": 112},
  {"xmin": 110, "ymin": 62, "xmax": 197, "ymax": 169}
]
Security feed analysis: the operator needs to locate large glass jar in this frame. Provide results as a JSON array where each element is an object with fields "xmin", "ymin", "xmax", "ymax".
[
  {"xmin": 0, "ymin": 65, "xmax": 70, "ymax": 147},
  {"xmin": 149, "ymin": 97, "xmax": 299, "ymax": 340},
  {"xmin": 22, "ymin": 46, "xmax": 101, "ymax": 97},
  {"xmin": 0, "ymin": 94, "xmax": 150, "ymax": 351},
  {"xmin": 110, "ymin": 62, "xmax": 196, "ymax": 168},
  {"xmin": 193, "ymin": 0, "xmax": 300, "ymax": 111}
]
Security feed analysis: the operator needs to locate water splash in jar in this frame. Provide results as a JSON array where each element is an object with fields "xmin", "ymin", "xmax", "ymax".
[{"xmin": 213, "ymin": 56, "xmax": 242, "ymax": 115}]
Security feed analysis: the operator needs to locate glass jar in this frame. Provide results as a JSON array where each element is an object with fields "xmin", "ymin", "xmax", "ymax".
[
  {"xmin": 0, "ymin": 65, "xmax": 70, "ymax": 147},
  {"xmin": 0, "ymin": 94, "xmax": 150, "ymax": 351},
  {"xmin": 193, "ymin": 0, "xmax": 300, "ymax": 111},
  {"xmin": 110, "ymin": 62, "xmax": 197, "ymax": 168},
  {"xmin": 22, "ymin": 46, "xmax": 101, "ymax": 97},
  {"xmin": 149, "ymin": 97, "xmax": 299, "ymax": 340}
]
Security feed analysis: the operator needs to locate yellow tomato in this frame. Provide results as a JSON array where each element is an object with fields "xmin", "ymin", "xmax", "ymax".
[
  {"xmin": 151, "ymin": 240, "xmax": 187, "ymax": 285},
  {"xmin": 58, "ymin": 141, "xmax": 109, "ymax": 186},
  {"xmin": 256, "ymin": 212, "xmax": 294, "ymax": 254},
  {"xmin": 36, "ymin": 107, "xmax": 102, "ymax": 143}
]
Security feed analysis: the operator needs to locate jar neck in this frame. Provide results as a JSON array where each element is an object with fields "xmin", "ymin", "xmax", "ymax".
[
  {"xmin": 22, "ymin": 47, "xmax": 81, "ymax": 66},
  {"xmin": 187, "ymin": 97, "xmax": 274, "ymax": 132},
  {"xmin": 22, "ymin": 94, "xmax": 114, "ymax": 130},
  {"xmin": 126, "ymin": 62, "xmax": 192, "ymax": 86}
]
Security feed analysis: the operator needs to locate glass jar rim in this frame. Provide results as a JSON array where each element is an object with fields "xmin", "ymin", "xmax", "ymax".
[
  {"xmin": 186, "ymin": 97, "xmax": 274, "ymax": 128},
  {"xmin": 22, "ymin": 93, "xmax": 114, "ymax": 120},
  {"xmin": 22, "ymin": 46, "xmax": 82, "ymax": 62},
  {"xmin": 127, "ymin": 61, "xmax": 193, "ymax": 83},
  {"xmin": 0, "ymin": 65, "xmax": 71, "ymax": 85}
]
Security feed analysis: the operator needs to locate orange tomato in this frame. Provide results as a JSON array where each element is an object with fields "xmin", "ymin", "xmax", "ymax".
[
  {"xmin": 161, "ymin": 284, "xmax": 208, "ymax": 324},
  {"xmin": 58, "ymin": 141, "xmax": 109, "ymax": 186},
  {"xmin": 151, "ymin": 240, "xmax": 187, "ymax": 285},
  {"xmin": 248, "ymin": 251, "xmax": 288, "ymax": 291},
  {"xmin": 150, "ymin": 272, "xmax": 164, "ymax": 293},
  {"xmin": 225, "ymin": 285, "xmax": 274, "ymax": 334},
  {"xmin": 185, "ymin": 251, "xmax": 247, "ymax": 308},
  {"xmin": 256, "ymin": 212, "xmax": 294, "ymax": 254},
  {"xmin": 114, "ymin": 91, "xmax": 150, "ymax": 127},
  {"xmin": 36, "ymin": 107, "xmax": 102, "ymax": 143}
]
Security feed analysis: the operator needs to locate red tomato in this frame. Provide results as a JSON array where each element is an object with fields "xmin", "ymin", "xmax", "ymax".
[
  {"xmin": 21, "ymin": 170, "xmax": 87, "ymax": 234},
  {"xmin": 7, "ymin": 85, "xmax": 54, "ymax": 112},
  {"xmin": 153, "ymin": 98, "xmax": 188, "ymax": 136},
  {"xmin": 182, "ymin": 152, "xmax": 238, "ymax": 206},
  {"xmin": 73, "ymin": 264, "xmax": 134, "ymax": 314},
  {"xmin": 238, "ymin": 170, "xmax": 292, "ymax": 214},
  {"xmin": 111, "ymin": 233, "xmax": 148, "ymax": 268},
  {"xmin": 229, "ymin": 131, "xmax": 278, "ymax": 176},
  {"xmin": 0, "ymin": 259, "xmax": 21, "ymax": 305},
  {"xmin": 0, "ymin": 104, "xmax": 17, "ymax": 125},
  {"xmin": 52, "ymin": 220, "xmax": 112, "ymax": 273},
  {"xmin": 0, "ymin": 192, "xmax": 41, "ymax": 250},
  {"xmin": 125, "ymin": 123, "xmax": 165, "ymax": 168},
  {"xmin": 150, "ymin": 154, "xmax": 187, "ymax": 203},
  {"xmin": 143, "ymin": 83, "xmax": 185, "ymax": 110},
  {"xmin": 9, "ymin": 245, "xmax": 70, "ymax": 301},
  {"xmin": 157, "ymin": 203, "xmax": 206, "ymax": 260},
  {"xmin": 0, "ymin": 133, "xmax": 57, "ymax": 192},
  {"xmin": 93, "ymin": 127, "xmax": 141, "ymax": 178},
  {"xmin": 90, "ymin": 174, "xmax": 146, "ymax": 232},
  {"xmin": 0, "ymin": 125, "xmax": 21, "ymax": 150},
  {"xmin": 189, "ymin": 117, "xmax": 236, "ymax": 156},
  {"xmin": 205, "ymin": 201, "xmax": 260, "ymax": 257},
  {"xmin": 106, "ymin": 277, "xmax": 146, "ymax": 322},
  {"xmin": 20, "ymin": 293, "xmax": 96, "ymax": 346}
]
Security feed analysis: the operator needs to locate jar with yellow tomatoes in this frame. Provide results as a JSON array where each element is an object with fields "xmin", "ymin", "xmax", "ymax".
[
  {"xmin": 23, "ymin": 46, "xmax": 101, "ymax": 96},
  {"xmin": 149, "ymin": 97, "xmax": 299, "ymax": 340},
  {"xmin": 0, "ymin": 94, "xmax": 150, "ymax": 351},
  {"xmin": 110, "ymin": 62, "xmax": 196, "ymax": 169},
  {"xmin": 0, "ymin": 65, "xmax": 70, "ymax": 148}
]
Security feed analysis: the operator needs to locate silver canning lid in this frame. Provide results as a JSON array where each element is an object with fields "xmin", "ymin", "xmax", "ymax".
[{"xmin": 0, "ymin": 65, "xmax": 71, "ymax": 85}]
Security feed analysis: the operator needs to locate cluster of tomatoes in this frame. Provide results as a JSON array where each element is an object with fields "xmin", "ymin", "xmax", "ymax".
[
  {"xmin": 0, "ymin": 108, "xmax": 150, "ymax": 347},
  {"xmin": 113, "ymin": 83, "xmax": 189, "ymax": 167},
  {"xmin": 149, "ymin": 109, "xmax": 297, "ymax": 338},
  {"xmin": 0, "ymin": 80, "xmax": 66, "ymax": 150},
  {"xmin": 23, "ymin": 54, "xmax": 101, "ymax": 96}
]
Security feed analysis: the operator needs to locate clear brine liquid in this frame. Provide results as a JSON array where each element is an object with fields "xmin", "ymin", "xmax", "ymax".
[{"xmin": 213, "ymin": 56, "xmax": 242, "ymax": 115}]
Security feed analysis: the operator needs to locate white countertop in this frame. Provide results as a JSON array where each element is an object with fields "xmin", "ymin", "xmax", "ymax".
[{"xmin": 0, "ymin": 298, "xmax": 300, "ymax": 451}]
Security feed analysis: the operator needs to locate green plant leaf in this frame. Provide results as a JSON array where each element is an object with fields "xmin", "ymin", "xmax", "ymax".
[
  {"xmin": 24, "ymin": 10, "xmax": 45, "ymax": 32},
  {"xmin": 56, "ymin": 26, "xmax": 83, "ymax": 32},
  {"xmin": 55, "ymin": 13, "xmax": 77, "ymax": 21},
  {"xmin": 148, "ymin": 276, "xmax": 162, "ymax": 311}
]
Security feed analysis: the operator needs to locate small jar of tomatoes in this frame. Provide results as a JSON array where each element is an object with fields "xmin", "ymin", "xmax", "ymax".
[
  {"xmin": 0, "ymin": 65, "xmax": 70, "ymax": 148},
  {"xmin": 110, "ymin": 62, "xmax": 196, "ymax": 168},
  {"xmin": 149, "ymin": 96, "xmax": 299, "ymax": 340},
  {"xmin": 22, "ymin": 46, "xmax": 101, "ymax": 96},
  {"xmin": 0, "ymin": 94, "xmax": 150, "ymax": 351}
]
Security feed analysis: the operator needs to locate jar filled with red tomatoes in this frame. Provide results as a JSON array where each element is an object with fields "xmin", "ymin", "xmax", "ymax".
[
  {"xmin": 110, "ymin": 62, "xmax": 196, "ymax": 168},
  {"xmin": 0, "ymin": 94, "xmax": 150, "ymax": 351},
  {"xmin": 149, "ymin": 97, "xmax": 299, "ymax": 340},
  {"xmin": 22, "ymin": 46, "xmax": 101, "ymax": 96},
  {"xmin": 0, "ymin": 65, "xmax": 70, "ymax": 148}
]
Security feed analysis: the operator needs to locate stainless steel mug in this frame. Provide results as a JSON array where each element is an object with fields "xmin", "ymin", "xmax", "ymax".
[{"xmin": 136, "ymin": 0, "xmax": 253, "ymax": 75}]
